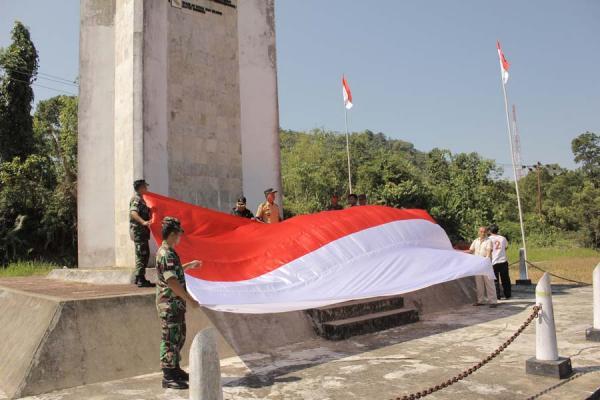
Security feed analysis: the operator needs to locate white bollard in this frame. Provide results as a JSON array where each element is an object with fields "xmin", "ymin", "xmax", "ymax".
[
  {"xmin": 585, "ymin": 263, "xmax": 600, "ymax": 341},
  {"xmin": 535, "ymin": 273, "xmax": 558, "ymax": 360},
  {"xmin": 189, "ymin": 328, "xmax": 223, "ymax": 400},
  {"xmin": 526, "ymin": 273, "xmax": 572, "ymax": 378},
  {"xmin": 516, "ymin": 248, "xmax": 532, "ymax": 285}
]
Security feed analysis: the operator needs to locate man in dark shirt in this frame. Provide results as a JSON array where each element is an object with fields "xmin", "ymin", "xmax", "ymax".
[
  {"xmin": 346, "ymin": 193, "xmax": 358, "ymax": 208},
  {"xmin": 358, "ymin": 194, "xmax": 368, "ymax": 206},
  {"xmin": 326, "ymin": 194, "xmax": 343, "ymax": 210},
  {"xmin": 231, "ymin": 196, "xmax": 254, "ymax": 219}
]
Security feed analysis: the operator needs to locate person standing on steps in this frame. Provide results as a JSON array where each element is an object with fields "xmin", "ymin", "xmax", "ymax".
[
  {"xmin": 155, "ymin": 216, "xmax": 202, "ymax": 390},
  {"xmin": 231, "ymin": 196, "xmax": 254, "ymax": 219},
  {"xmin": 326, "ymin": 193, "xmax": 344, "ymax": 211},
  {"xmin": 256, "ymin": 188, "xmax": 281, "ymax": 223},
  {"xmin": 129, "ymin": 179, "xmax": 155, "ymax": 288}
]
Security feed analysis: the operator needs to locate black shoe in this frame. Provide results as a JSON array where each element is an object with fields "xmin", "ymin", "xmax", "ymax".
[
  {"xmin": 162, "ymin": 368, "xmax": 188, "ymax": 389},
  {"xmin": 174, "ymin": 367, "xmax": 189, "ymax": 381},
  {"xmin": 136, "ymin": 277, "xmax": 155, "ymax": 288},
  {"xmin": 162, "ymin": 378, "xmax": 188, "ymax": 389}
]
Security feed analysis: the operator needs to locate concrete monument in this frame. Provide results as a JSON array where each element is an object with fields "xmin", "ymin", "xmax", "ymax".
[{"xmin": 78, "ymin": 0, "xmax": 281, "ymax": 269}]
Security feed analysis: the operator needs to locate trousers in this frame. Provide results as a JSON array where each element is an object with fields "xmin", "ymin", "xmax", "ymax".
[
  {"xmin": 493, "ymin": 261, "xmax": 512, "ymax": 299},
  {"xmin": 475, "ymin": 275, "xmax": 498, "ymax": 304},
  {"xmin": 158, "ymin": 301, "xmax": 187, "ymax": 369}
]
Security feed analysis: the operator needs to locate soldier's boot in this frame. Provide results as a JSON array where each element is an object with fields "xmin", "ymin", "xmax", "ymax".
[
  {"xmin": 136, "ymin": 276, "xmax": 155, "ymax": 288},
  {"xmin": 162, "ymin": 368, "xmax": 188, "ymax": 389},
  {"xmin": 173, "ymin": 366, "xmax": 189, "ymax": 381}
]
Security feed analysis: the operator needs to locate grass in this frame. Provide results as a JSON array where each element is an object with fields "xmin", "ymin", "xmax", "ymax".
[
  {"xmin": 0, "ymin": 261, "xmax": 58, "ymax": 278},
  {"xmin": 506, "ymin": 245, "xmax": 600, "ymax": 285}
]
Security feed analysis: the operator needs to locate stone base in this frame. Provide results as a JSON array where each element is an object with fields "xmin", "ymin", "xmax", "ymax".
[
  {"xmin": 586, "ymin": 327, "xmax": 600, "ymax": 342},
  {"xmin": 516, "ymin": 279, "xmax": 532, "ymax": 286},
  {"xmin": 525, "ymin": 357, "xmax": 573, "ymax": 379}
]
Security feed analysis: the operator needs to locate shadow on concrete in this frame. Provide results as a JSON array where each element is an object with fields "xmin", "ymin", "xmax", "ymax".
[
  {"xmin": 223, "ymin": 288, "xmax": 543, "ymax": 388},
  {"xmin": 523, "ymin": 365, "xmax": 600, "ymax": 400},
  {"xmin": 513, "ymin": 283, "xmax": 590, "ymax": 297}
]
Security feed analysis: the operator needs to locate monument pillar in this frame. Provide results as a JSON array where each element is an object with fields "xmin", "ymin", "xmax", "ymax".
[{"xmin": 78, "ymin": 0, "xmax": 281, "ymax": 269}]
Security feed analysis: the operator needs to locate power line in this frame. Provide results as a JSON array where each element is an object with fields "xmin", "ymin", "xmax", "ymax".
[
  {"xmin": 0, "ymin": 66, "xmax": 78, "ymax": 87},
  {"xmin": 0, "ymin": 73, "xmax": 77, "ymax": 96}
]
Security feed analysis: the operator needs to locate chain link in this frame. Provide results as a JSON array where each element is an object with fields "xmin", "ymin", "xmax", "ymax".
[
  {"xmin": 392, "ymin": 304, "xmax": 541, "ymax": 400},
  {"xmin": 525, "ymin": 260, "xmax": 591, "ymax": 286}
]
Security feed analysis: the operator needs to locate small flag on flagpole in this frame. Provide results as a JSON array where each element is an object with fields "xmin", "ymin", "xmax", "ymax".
[
  {"xmin": 497, "ymin": 41, "xmax": 510, "ymax": 84},
  {"xmin": 342, "ymin": 75, "xmax": 353, "ymax": 109}
]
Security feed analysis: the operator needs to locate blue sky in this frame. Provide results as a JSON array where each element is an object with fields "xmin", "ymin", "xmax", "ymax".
[{"xmin": 1, "ymin": 0, "xmax": 599, "ymax": 172}]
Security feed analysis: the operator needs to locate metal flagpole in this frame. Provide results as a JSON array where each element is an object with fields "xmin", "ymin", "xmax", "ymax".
[
  {"xmin": 499, "ymin": 62, "xmax": 528, "ymax": 271},
  {"xmin": 344, "ymin": 107, "xmax": 353, "ymax": 194}
]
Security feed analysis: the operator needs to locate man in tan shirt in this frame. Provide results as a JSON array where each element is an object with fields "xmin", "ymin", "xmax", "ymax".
[
  {"xmin": 256, "ymin": 188, "xmax": 281, "ymax": 224},
  {"xmin": 467, "ymin": 226, "xmax": 497, "ymax": 307}
]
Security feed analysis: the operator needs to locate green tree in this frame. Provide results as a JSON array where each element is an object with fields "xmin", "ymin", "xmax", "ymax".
[
  {"xmin": 34, "ymin": 96, "xmax": 79, "ymax": 260},
  {"xmin": 572, "ymin": 132, "xmax": 599, "ymax": 185},
  {"xmin": 0, "ymin": 21, "xmax": 38, "ymax": 162},
  {"xmin": 0, "ymin": 155, "xmax": 54, "ymax": 264}
]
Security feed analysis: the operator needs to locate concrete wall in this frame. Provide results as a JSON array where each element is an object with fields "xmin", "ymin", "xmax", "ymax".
[
  {"xmin": 78, "ymin": 0, "xmax": 116, "ymax": 268},
  {"xmin": 238, "ymin": 0, "xmax": 282, "ymax": 210},
  {"xmin": 0, "ymin": 286, "xmax": 314, "ymax": 398},
  {"xmin": 113, "ymin": 0, "xmax": 145, "ymax": 267},
  {"xmin": 166, "ymin": 0, "xmax": 243, "ymax": 210},
  {"xmin": 0, "ymin": 278, "xmax": 478, "ymax": 398}
]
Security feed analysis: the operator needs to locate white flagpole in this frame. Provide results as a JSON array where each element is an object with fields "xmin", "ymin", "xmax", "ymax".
[
  {"xmin": 498, "ymin": 56, "xmax": 528, "ymax": 271},
  {"xmin": 344, "ymin": 107, "xmax": 353, "ymax": 194}
]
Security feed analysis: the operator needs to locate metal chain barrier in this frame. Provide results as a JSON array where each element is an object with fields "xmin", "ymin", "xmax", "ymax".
[
  {"xmin": 526, "ymin": 260, "xmax": 591, "ymax": 286},
  {"xmin": 392, "ymin": 305, "xmax": 541, "ymax": 400}
]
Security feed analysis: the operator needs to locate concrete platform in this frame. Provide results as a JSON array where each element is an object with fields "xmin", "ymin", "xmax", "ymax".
[
  {"xmin": 47, "ymin": 267, "xmax": 158, "ymax": 285},
  {"xmin": 10, "ymin": 285, "xmax": 600, "ymax": 400},
  {"xmin": 0, "ymin": 275, "xmax": 493, "ymax": 399}
]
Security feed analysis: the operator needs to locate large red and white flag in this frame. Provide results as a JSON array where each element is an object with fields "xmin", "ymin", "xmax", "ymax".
[
  {"xmin": 497, "ymin": 41, "xmax": 510, "ymax": 84},
  {"xmin": 144, "ymin": 192, "xmax": 493, "ymax": 314},
  {"xmin": 342, "ymin": 75, "xmax": 353, "ymax": 109}
]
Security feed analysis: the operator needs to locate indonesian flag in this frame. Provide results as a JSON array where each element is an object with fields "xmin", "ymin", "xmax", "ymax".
[
  {"xmin": 342, "ymin": 75, "xmax": 353, "ymax": 109},
  {"xmin": 497, "ymin": 41, "xmax": 510, "ymax": 84},
  {"xmin": 144, "ymin": 192, "xmax": 494, "ymax": 314}
]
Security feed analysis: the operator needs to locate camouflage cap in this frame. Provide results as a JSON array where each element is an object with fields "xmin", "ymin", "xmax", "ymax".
[{"xmin": 162, "ymin": 216, "xmax": 184, "ymax": 233}]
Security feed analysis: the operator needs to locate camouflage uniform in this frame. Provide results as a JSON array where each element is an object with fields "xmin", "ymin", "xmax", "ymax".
[
  {"xmin": 155, "ymin": 241, "xmax": 187, "ymax": 369},
  {"xmin": 129, "ymin": 193, "xmax": 151, "ymax": 278},
  {"xmin": 231, "ymin": 207, "xmax": 254, "ymax": 219}
]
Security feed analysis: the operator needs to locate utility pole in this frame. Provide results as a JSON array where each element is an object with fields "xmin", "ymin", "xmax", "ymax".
[
  {"xmin": 535, "ymin": 162, "xmax": 542, "ymax": 216},
  {"xmin": 523, "ymin": 162, "xmax": 544, "ymax": 217}
]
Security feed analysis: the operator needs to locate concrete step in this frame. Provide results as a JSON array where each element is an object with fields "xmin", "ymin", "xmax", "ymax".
[
  {"xmin": 306, "ymin": 295, "xmax": 405, "ymax": 323},
  {"xmin": 320, "ymin": 308, "xmax": 419, "ymax": 341}
]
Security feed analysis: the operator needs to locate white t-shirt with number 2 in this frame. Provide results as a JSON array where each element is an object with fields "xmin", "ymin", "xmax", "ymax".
[{"xmin": 489, "ymin": 234, "xmax": 508, "ymax": 264}]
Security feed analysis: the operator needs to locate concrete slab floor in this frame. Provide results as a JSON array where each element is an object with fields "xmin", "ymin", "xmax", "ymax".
[{"xmin": 12, "ymin": 285, "xmax": 600, "ymax": 400}]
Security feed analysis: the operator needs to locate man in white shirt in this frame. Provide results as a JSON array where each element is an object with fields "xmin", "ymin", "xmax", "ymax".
[
  {"xmin": 488, "ymin": 224, "xmax": 511, "ymax": 299},
  {"xmin": 467, "ymin": 226, "xmax": 497, "ymax": 306}
]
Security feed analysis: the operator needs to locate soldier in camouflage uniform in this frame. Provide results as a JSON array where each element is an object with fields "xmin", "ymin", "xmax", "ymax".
[
  {"xmin": 156, "ymin": 216, "xmax": 201, "ymax": 389},
  {"xmin": 231, "ymin": 196, "xmax": 254, "ymax": 219},
  {"xmin": 129, "ymin": 179, "xmax": 154, "ymax": 287}
]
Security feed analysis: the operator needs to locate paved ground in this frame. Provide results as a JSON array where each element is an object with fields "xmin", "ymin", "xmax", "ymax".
[
  {"xmin": 0, "ymin": 276, "xmax": 152, "ymax": 300},
  {"xmin": 13, "ymin": 284, "xmax": 600, "ymax": 400}
]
